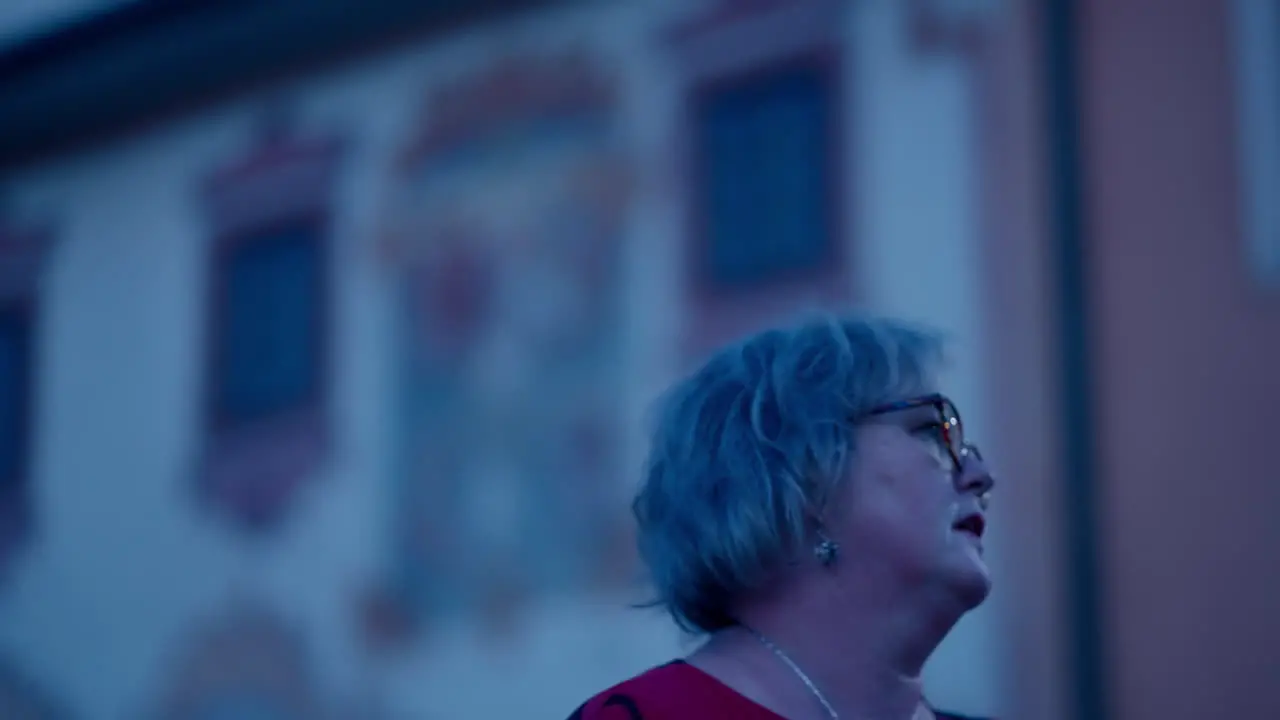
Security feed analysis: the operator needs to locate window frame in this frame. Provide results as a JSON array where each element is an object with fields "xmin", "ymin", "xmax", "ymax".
[
  {"xmin": 686, "ymin": 48, "xmax": 844, "ymax": 296},
  {"xmin": 0, "ymin": 224, "xmax": 48, "ymax": 578},
  {"xmin": 0, "ymin": 297, "xmax": 34, "ymax": 498},
  {"xmin": 198, "ymin": 124, "xmax": 341, "ymax": 533},
  {"xmin": 205, "ymin": 213, "xmax": 330, "ymax": 436},
  {"xmin": 1231, "ymin": 0, "xmax": 1280, "ymax": 286},
  {"xmin": 667, "ymin": 0, "xmax": 854, "ymax": 354}
]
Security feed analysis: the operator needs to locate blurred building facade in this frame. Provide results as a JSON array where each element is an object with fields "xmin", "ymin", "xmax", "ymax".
[{"xmin": 0, "ymin": 1, "xmax": 1275, "ymax": 719}]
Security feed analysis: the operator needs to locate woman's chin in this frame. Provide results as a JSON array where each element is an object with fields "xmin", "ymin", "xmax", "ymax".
[{"xmin": 945, "ymin": 552, "xmax": 993, "ymax": 609}]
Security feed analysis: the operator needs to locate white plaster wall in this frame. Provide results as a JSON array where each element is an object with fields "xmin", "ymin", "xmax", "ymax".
[{"xmin": 0, "ymin": 0, "xmax": 1005, "ymax": 716}]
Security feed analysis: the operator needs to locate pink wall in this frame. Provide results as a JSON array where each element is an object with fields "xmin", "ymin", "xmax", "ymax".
[
  {"xmin": 1080, "ymin": 0, "xmax": 1280, "ymax": 716},
  {"xmin": 977, "ymin": 2, "xmax": 1071, "ymax": 719}
]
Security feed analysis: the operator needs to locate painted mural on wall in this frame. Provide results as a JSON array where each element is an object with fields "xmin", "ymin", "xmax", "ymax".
[
  {"xmin": 0, "ymin": 653, "xmax": 72, "ymax": 720},
  {"xmin": 381, "ymin": 50, "xmax": 633, "ymax": 627},
  {"xmin": 150, "ymin": 605, "xmax": 325, "ymax": 720}
]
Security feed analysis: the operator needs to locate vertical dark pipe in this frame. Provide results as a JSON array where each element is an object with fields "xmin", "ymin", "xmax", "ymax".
[{"xmin": 1042, "ymin": 1, "xmax": 1111, "ymax": 719}]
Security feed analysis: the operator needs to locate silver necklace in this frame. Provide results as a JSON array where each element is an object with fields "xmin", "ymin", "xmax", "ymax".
[{"xmin": 744, "ymin": 625, "xmax": 839, "ymax": 719}]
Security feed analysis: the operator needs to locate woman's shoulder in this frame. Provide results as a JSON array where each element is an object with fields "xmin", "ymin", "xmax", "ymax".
[
  {"xmin": 564, "ymin": 661, "xmax": 690, "ymax": 720},
  {"xmin": 564, "ymin": 662, "xmax": 993, "ymax": 720},
  {"xmin": 565, "ymin": 660, "xmax": 780, "ymax": 720}
]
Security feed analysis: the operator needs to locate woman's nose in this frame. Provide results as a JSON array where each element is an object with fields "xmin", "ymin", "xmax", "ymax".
[{"xmin": 956, "ymin": 444, "xmax": 995, "ymax": 497}]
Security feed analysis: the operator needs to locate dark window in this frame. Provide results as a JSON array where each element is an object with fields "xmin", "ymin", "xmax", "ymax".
[
  {"xmin": 694, "ymin": 61, "xmax": 835, "ymax": 290},
  {"xmin": 212, "ymin": 222, "xmax": 323, "ymax": 429},
  {"xmin": 0, "ymin": 303, "xmax": 31, "ymax": 497}
]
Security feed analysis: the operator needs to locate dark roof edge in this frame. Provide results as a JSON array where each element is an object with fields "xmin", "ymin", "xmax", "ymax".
[{"xmin": 0, "ymin": 0, "xmax": 550, "ymax": 172}]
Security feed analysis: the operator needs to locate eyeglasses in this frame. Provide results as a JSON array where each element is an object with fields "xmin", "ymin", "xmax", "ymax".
[{"xmin": 865, "ymin": 393, "xmax": 982, "ymax": 475}]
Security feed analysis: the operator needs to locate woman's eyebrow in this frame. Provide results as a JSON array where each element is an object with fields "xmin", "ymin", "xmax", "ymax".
[
  {"xmin": 866, "ymin": 405, "xmax": 935, "ymax": 426},
  {"xmin": 908, "ymin": 403, "xmax": 947, "ymax": 423}
]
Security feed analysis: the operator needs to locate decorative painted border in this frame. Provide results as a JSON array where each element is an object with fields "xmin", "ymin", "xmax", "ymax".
[
  {"xmin": 151, "ymin": 604, "xmax": 320, "ymax": 719},
  {"xmin": 0, "ymin": 652, "xmax": 72, "ymax": 719}
]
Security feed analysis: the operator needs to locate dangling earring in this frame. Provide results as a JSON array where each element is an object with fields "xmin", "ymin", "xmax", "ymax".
[{"xmin": 813, "ymin": 532, "xmax": 839, "ymax": 567}]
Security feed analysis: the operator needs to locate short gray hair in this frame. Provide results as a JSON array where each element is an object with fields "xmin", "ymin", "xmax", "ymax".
[{"xmin": 632, "ymin": 313, "xmax": 945, "ymax": 633}]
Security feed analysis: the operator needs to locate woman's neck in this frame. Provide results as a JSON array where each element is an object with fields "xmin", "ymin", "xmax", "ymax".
[
  {"xmin": 690, "ymin": 579, "xmax": 960, "ymax": 719},
  {"xmin": 689, "ymin": 625, "xmax": 931, "ymax": 720}
]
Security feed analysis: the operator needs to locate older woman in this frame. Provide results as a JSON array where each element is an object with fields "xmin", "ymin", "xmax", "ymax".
[{"xmin": 568, "ymin": 315, "xmax": 995, "ymax": 720}]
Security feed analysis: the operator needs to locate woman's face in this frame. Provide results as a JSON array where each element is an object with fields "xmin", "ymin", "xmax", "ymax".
[{"xmin": 831, "ymin": 394, "xmax": 995, "ymax": 608}]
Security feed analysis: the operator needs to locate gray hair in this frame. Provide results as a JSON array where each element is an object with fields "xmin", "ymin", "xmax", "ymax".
[{"xmin": 632, "ymin": 313, "xmax": 946, "ymax": 633}]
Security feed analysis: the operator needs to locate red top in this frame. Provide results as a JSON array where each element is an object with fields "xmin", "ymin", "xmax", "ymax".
[{"xmin": 567, "ymin": 660, "xmax": 987, "ymax": 719}]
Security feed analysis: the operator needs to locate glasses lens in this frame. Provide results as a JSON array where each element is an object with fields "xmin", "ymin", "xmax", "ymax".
[{"xmin": 940, "ymin": 399, "xmax": 963, "ymax": 463}]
